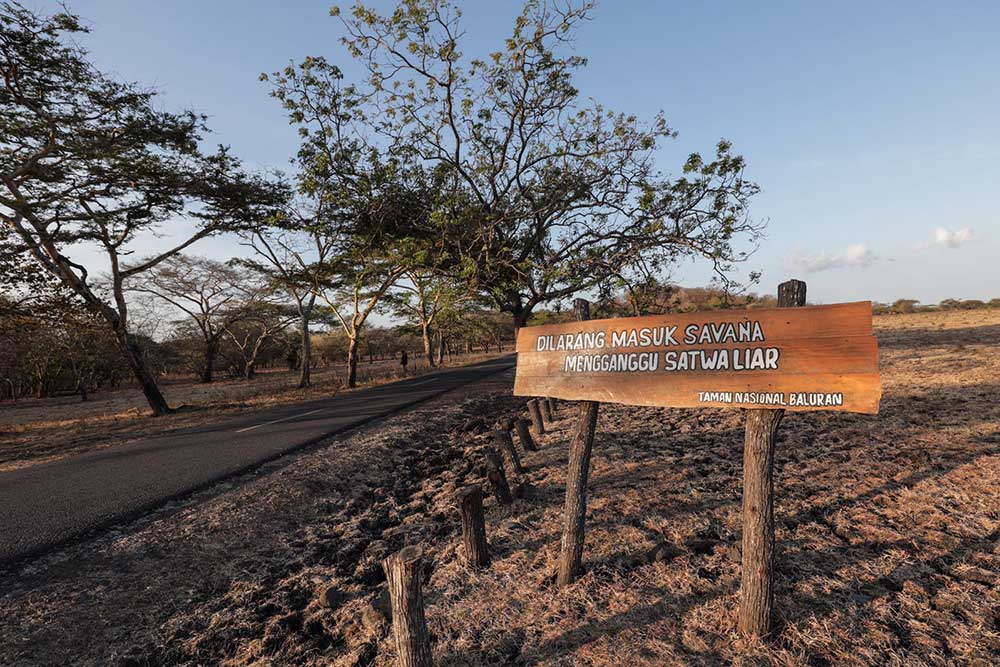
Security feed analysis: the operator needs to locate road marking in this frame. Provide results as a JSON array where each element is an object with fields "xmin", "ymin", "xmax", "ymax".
[
  {"xmin": 235, "ymin": 408, "xmax": 325, "ymax": 434},
  {"xmin": 409, "ymin": 377, "xmax": 438, "ymax": 387}
]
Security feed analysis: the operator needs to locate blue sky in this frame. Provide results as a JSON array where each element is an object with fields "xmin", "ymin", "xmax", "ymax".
[{"xmin": 41, "ymin": 0, "xmax": 1000, "ymax": 305}]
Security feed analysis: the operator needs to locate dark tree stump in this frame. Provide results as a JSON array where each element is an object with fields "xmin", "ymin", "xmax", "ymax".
[
  {"xmin": 514, "ymin": 418, "xmax": 538, "ymax": 452},
  {"xmin": 455, "ymin": 485, "xmax": 490, "ymax": 567},
  {"xmin": 483, "ymin": 447, "xmax": 513, "ymax": 505},
  {"xmin": 493, "ymin": 429, "xmax": 525, "ymax": 475},
  {"xmin": 738, "ymin": 278, "xmax": 805, "ymax": 638},
  {"xmin": 527, "ymin": 399, "xmax": 545, "ymax": 434},
  {"xmin": 382, "ymin": 545, "xmax": 433, "ymax": 667},
  {"xmin": 557, "ymin": 298, "xmax": 600, "ymax": 587},
  {"xmin": 540, "ymin": 397, "xmax": 554, "ymax": 422}
]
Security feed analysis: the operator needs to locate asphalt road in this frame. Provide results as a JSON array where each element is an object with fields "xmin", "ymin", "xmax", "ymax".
[{"xmin": 0, "ymin": 355, "xmax": 515, "ymax": 566}]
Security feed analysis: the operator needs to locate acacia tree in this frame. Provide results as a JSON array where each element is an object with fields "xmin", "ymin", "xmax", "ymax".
[
  {"xmin": 336, "ymin": 0, "xmax": 763, "ymax": 329},
  {"xmin": 0, "ymin": 3, "xmax": 284, "ymax": 414},
  {"xmin": 238, "ymin": 206, "xmax": 336, "ymax": 388},
  {"xmin": 126, "ymin": 254, "xmax": 275, "ymax": 383},
  {"xmin": 262, "ymin": 56, "xmax": 434, "ymax": 388},
  {"xmin": 388, "ymin": 269, "xmax": 467, "ymax": 367}
]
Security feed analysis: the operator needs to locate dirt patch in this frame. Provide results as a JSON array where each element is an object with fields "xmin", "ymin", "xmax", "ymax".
[{"xmin": 1, "ymin": 310, "xmax": 999, "ymax": 666}]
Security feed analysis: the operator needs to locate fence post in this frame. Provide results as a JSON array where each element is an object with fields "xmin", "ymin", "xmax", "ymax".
[
  {"xmin": 483, "ymin": 447, "xmax": 513, "ymax": 505},
  {"xmin": 738, "ymin": 278, "xmax": 806, "ymax": 638},
  {"xmin": 493, "ymin": 429, "xmax": 525, "ymax": 475},
  {"xmin": 455, "ymin": 485, "xmax": 490, "ymax": 567},
  {"xmin": 382, "ymin": 545, "xmax": 433, "ymax": 667},
  {"xmin": 527, "ymin": 399, "xmax": 546, "ymax": 434},
  {"xmin": 540, "ymin": 397, "xmax": 554, "ymax": 422},
  {"xmin": 514, "ymin": 418, "xmax": 538, "ymax": 452},
  {"xmin": 556, "ymin": 297, "xmax": 600, "ymax": 587}
]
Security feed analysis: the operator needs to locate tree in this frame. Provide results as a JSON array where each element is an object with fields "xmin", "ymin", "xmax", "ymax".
[
  {"xmin": 126, "ymin": 254, "xmax": 275, "ymax": 383},
  {"xmin": 0, "ymin": 3, "xmax": 285, "ymax": 414},
  {"xmin": 262, "ymin": 56, "xmax": 434, "ymax": 388},
  {"xmin": 222, "ymin": 302, "xmax": 298, "ymax": 380},
  {"xmin": 388, "ymin": 269, "xmax": 467, "ymax": 367},
  {"xmin": 335, "ymin": 0, "xmax": 763, "ymax": 330}
]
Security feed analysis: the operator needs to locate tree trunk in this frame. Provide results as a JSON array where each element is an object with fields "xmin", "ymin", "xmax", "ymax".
[
  {"xmin": 298, "ymin": 314, "xmax": 312, "ymax": 388},
  {"xmin": 347, "ymin": 334, "xmax": 360, "ymax": 388},
  {"xmin": 437, "ymin": 334, "xmax": 446, "ymax": 366},
  {"xmin": 115, "ymin": 329, "xmax": 171, "ymax": 416},
  {"xmin": 422, "ymin": 322, "xmax": 435, "ymax": 368},
  {"xmin": 201, "ymin": 338, "xmax": 218, "ymax": 383}
]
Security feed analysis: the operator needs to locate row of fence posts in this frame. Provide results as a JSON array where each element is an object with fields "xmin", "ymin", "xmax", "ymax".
[
  {"xmin": 379, "ymin": 279, "xmax": 807, "ymax": 664},
  {"xmin": 381, "ymin": 395, "xmax": 558, "ymax": 666}
]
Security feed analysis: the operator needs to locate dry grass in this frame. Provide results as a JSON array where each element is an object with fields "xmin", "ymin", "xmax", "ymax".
[
  {"xmin": 1, "ymin": 309, "xmax": 999, "ymax": 666},
  {"xmin": 0, "ymin": 352, "xmax": 502, "ymax": 471}
]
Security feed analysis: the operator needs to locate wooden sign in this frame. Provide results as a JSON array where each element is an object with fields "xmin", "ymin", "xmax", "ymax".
[{"xmin": 513, "ymin": 301, "xmax": 881, "ymax": 414}]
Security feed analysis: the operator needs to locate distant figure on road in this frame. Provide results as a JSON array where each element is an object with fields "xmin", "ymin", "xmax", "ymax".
[{"xmin": 400, "ymin": 350, "xmax": 409, "ymax": 377}]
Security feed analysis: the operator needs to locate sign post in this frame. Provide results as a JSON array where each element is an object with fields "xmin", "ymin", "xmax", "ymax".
[
  {"xmin": 513, "ymin": 282, "xmax": 880, "ymax": 621},
  {"xmin": 738, "ymin": 278, "xmax": 806, "ymax": 638},
  {"xmin": 556, "ymin": 298, "xmax": 600, "ymax": 587}
]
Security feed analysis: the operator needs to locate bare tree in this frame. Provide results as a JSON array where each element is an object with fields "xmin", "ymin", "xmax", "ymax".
[{"xmin": 126, "ymin": 255, "xmax": 275, "ymax": 383}]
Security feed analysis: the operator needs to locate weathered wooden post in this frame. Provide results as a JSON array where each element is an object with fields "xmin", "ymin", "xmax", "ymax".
[
  {"xmin": 546, "ymin": 396, "xmax": 557, "ymax": 415},
  {"xmin": 382, "ymin": 545, "xmax": 433, "ymax": 667},
  {"xmin": 527, "ymin": 399, "xmax": 546, "ymax": 434},
  {"xmin": 514, "ymin": 418, "xmax": 538, "ymax": 452},
  {"xmin": 738, "ymin": 278, "xmax": 806, "ymax": 638},
  {"xmin": 455, "ymin": 485, "xmax": 490, "ymax": 567},
  {"xmin": 556, "ymin": 297, "xmax": 600, "ymax": 587},
  {"xmin": 540, "ymin": 397, "xmax": 554, "ymax": 422},
  {"xmin": 483, "ymin": 447, "xmax": 513, "ymax": 505},
  {"xmin": 493, "ymin": 429, "xmax": 525, "ymax": 475}
]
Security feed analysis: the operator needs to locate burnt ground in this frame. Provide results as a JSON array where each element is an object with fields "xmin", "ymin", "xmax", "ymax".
[{"xmin": 1, "ymin": 310, "xmax": 999, "ymax": 666}]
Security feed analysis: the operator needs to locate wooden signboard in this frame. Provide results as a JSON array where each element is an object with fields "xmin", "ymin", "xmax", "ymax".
[{"xmin": 513, "ymin": 301, "xmax": 881, "ymax": 414}]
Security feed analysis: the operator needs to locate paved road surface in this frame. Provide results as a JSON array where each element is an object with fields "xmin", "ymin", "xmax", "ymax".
[{"xmin": 0, "ymin": 355, "xmax": 515, "ymax": 565}]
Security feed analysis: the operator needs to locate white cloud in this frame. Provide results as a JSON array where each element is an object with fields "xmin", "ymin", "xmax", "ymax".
[
  {"xmin": 785, "ymin": 243, "xmax": 877, "ymax": 273},
  {"xmin": 919, "ymin": 227, "xmax": 975, "ymax": 249}
]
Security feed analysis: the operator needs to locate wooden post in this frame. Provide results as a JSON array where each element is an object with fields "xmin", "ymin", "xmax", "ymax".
[
  {"xmin": 527, "ymin": 399, "xmax": 545, "ymax": 434},
  {"xmin": 483, "ymin": 447, "xmax": 513, "ymax": 505},
  {"xmin": 546, "ymin": 397, "xmax": 557, "ymax": 415},
  {"xmin": 500, "ymin": 417, "xmax": 515, "ymax": 432},
  {"xmin": 556, "ymin": 297, "xmax": 600, "ymax": 587},
  {"xmin": 493, "ymin": 429, "xmax": 525, "ymax": 475},
  {"xmin": 738, "ymin": 278, "xmax": 806, "ymax": 638},
  {"xmin": 514, "ymin": 418, "xmax": 538, "ymax": 452},
  {"xmin": 540, "ymin": 397, "xmax": 554, "ymax": 423},
  {"xmin": 382, "ymin": 545, "xmax": 433, "ymax": 667},
  {"xmin": 455, "ymin": 485, "xmax": 490, "ymax": 567}
]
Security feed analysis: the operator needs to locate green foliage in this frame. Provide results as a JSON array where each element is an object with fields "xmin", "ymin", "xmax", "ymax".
[{"xmin": 334, "ymin": 0, "xmax": 763, "ymax": 326}]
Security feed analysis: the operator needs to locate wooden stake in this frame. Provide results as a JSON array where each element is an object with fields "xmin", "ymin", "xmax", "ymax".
[
  {"xmin": 382, "ymin": 545, "xmax": 433, "ymax": 667},
  {"xmin": 527, "ymin": 399, "xmax": 546, "ymax": 434},
  {"xmin": 455, "ymin": 485, "xmax": 490, "ymax": 567},
  {"xmin": 483, "ymin": 447, "xmax": 513, "ymax": 505},
  {"xmin": 540, "ymin": 397, "xmax": 554, "ymax": 422},
  {"xmin": 546, "ymin": 397, "xmax": 557, "ymax": 415},
  {"xmin": 738, "ymin": 278, "xmax": 806, "ymax": 638},
  {"xmin": 514, "ymin": 418, "xmax": 538, "ymax": 452},
  {"xmin": 556, "ymin": 298, "xmax": 600, "ymax": 587},
  {"xmin": 493, "ymin": 429, "xmax": 525, "ymax": 475}
]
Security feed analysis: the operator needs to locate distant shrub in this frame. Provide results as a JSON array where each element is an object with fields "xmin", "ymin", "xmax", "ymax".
[{"xmin": 890, "ymin": 299, "xmax": 919, "ymax": 314}]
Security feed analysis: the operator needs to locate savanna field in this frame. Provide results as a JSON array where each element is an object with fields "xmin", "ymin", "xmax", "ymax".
[{"xmin": 1, "ymin": 308, "xmax": 998, "ymax": 666}]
